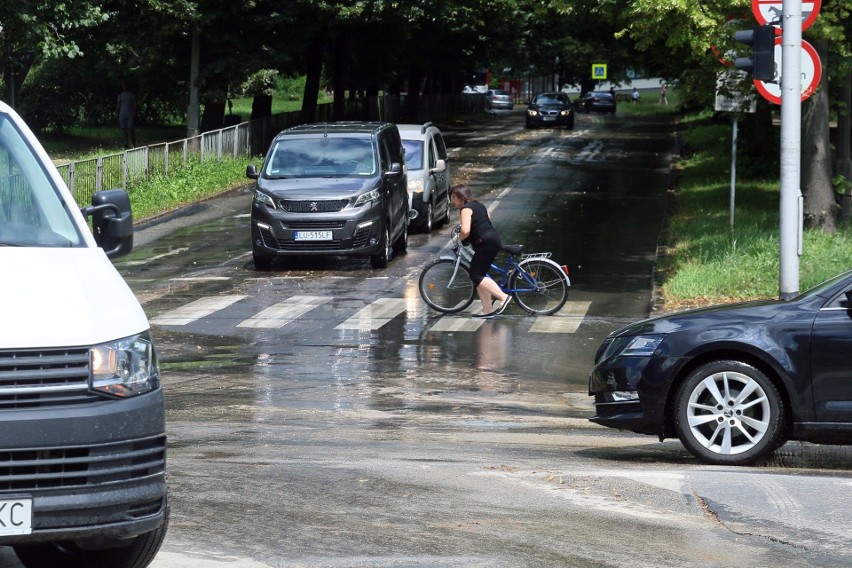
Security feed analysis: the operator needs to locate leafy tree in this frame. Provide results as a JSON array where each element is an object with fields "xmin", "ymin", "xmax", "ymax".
[{"xmin": 0, "ymin": 1, "xmax": 108, "ymax": 105}]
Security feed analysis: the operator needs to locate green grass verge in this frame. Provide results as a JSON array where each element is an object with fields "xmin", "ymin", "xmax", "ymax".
[
  {"xmin": 126, "ymin": 156, "xmax": 249, "ymax": 220},
  {"xmin": 660, "ymin": 111, "xmax": 852, "ymax": 308}
]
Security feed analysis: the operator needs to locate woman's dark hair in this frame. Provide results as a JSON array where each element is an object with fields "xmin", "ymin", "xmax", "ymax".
[{"xmin": 450, "ymin": 184, "xmax": 473, "ymax": 203}]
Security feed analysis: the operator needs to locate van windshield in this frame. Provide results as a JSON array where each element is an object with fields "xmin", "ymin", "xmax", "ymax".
[
  {"xmin": 264, "ymin": 137, "xmax": 376, "ymax": 178},
  {"xmin": 0, "ymin": 114, "xmax": 82, "ymax": 248}
]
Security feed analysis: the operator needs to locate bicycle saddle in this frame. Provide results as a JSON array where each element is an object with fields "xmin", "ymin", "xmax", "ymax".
[{"xmin": 502, "ymin": 244, "xmax": 523, "ymax": 255}]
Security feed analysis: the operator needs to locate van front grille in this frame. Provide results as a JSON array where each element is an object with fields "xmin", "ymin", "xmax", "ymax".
[
  {"xmin": 0, "ymin": 348, "xmax": 101, "ymax": 409},
  {"xmin": 0, "ymin": 434, "xmax": 167, "ymax": 491},
  {"xmin": 281, "ymin": 199, "xmax": 349, "ymax": 213}
]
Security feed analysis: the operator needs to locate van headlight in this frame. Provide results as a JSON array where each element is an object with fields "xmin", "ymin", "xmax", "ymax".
[
  {"xmin": 253, "ymin": 190, "xmax": 276, "ymax": 209},
  {"xmin": 91, "ymin": 332, "xmax": 160, "ymax": 397},
  {"xmin": 354, "ymin": 189, "xmax": 381, "ymax": 207}
]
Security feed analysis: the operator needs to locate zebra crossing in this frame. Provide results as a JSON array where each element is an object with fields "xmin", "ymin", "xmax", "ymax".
[{"xmin": 150, "ymin": 294, "xmax": 591, "ymax": 334}]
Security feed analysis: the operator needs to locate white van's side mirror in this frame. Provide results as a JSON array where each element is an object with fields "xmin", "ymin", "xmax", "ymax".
[{"xmin": 81, "ymin": 189, "xmax": 134, "ymax": 258}]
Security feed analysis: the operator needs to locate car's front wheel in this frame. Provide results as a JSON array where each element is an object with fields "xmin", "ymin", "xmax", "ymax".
[
  {"xmin": 674, "ymin": 360, "xmax": 785, "ymax": 466},
  {"xmin": 392, "ymin": 218, "xmax": 408, "ymax": 254},
  {"xmin": 253, "ymin": 250, "xmax": 273, "ymax": 271},
  {"xmin": 370, "ymin": 225, "xmax": 391, "ymax": 269},
  {"xmin": 422, "ymin": 201, "xmax": 433, "ymax": 233}
]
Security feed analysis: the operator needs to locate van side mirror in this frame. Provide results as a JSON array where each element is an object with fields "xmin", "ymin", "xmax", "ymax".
[
  {"xmin": 431, "ymin": 159, "xmax": 447, "ymax": 174},
  {"xmin": 246, "ymin": 164, "xmax": 259, "ymax": 179},
  {"xmin": 81, "ymin": 189, "xmax": 133, "ymax": 259},
  {"xmin": 386, "ymin": 162, "xmax": 403, "ymax": 178}
]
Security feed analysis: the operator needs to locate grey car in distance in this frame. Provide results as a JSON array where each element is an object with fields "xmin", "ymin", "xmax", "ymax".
[
  {"xmin": 398, "ymin": 122, "xmax": 451, "ymax": 233},
  {"xmin": 485, "ymin": 89, "xmax": 513, "ymax": 110}
]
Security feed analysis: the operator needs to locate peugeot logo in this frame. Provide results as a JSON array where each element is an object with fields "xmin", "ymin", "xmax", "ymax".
[{"xmin": 309, "ymin": 202, "xmax": 318, "ymax": 212}]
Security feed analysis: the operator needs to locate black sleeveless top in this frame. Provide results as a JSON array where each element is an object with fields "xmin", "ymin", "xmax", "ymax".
[{"xmin": 463, "ymin": 201, "xmax": 495, "ymax": 244}]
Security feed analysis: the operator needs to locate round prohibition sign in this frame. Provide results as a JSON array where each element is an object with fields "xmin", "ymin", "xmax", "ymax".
[
  {"xmin": 752, "ymin": 0, "xmax": 821, "ymax": 32},
  {"xmin": 754, "ymin": 38, "xmax": 822, "ymax": 105}
]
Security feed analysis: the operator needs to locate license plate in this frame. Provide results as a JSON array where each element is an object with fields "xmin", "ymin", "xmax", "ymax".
[
  {"xmin": 543, "ymin": 116, "xmax": 556, "ymax": 121},
  {"xmin": 0, "ymin": 498, "xmax": 32, "ymax": 535},
  {"xmin": 295, "ymin": 231, "xmax": 332, "ymax": 241}
]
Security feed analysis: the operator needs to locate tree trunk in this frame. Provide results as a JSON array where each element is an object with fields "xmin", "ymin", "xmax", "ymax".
[
  {"xmin": 200, "ymin": 100, "xmax": 225, "ymax": 132},
  {"xmin": 330, "ymin": 31, "xmax": 346, "ymax": 121},
  {"xmin": 405, "ymin": 67, "xmax": 424, "ymax": 121},
  {"xmin": 301, "ymin": 35, "xmax": 324, "ymax": 124},
  {"xmin": 837, "ymin": 68, "xmax": 852, "ymax": 223},
  {"xmin": 250, "ymin": 94, "xmax": 272, "ymax": 121},
  {"xmin": 740, "ymin": 101, "xmax": 776, "ymax": 166},
  {"xmin": 801, "ymin": 39, "xmax": 836, "ymax": 233}
]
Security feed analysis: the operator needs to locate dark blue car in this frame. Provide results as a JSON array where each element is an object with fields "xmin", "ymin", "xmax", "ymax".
[{"xmin": 589, "ymin": 269, "xmax": 852, "ymax": 465}]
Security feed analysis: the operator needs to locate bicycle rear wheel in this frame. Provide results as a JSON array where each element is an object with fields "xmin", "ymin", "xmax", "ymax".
[
  {"xmin": 511, "ymin": 258, "xmax": 569, "ymax": 315},
  {"xmin": 418, "ymin": 259, "xmax": 476, "ymax": 313}
]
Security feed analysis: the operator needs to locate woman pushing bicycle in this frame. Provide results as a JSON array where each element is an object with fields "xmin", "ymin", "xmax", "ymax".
[{"xmin": 450, "ymin": 185, "xmax": 512, "ymax": 318}]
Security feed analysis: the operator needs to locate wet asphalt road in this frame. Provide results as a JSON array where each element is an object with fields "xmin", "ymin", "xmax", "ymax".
[{"xmin": 3, "ymin": 109, "xmax": 852, "ymax": 567}]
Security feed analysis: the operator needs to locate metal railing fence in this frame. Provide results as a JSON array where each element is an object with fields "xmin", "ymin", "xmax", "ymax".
[{"xmin": 59, "ymin": 92, "xmax": 484, "ymax": 207}]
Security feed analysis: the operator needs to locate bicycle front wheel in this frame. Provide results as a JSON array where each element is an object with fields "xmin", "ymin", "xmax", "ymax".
[
  {"xmin": 511, "ymin": 258, "xmax": 569, "ymax": 315},
  {"xmin": 418, "ymin": 258, "xmax": 476, "ymax": 313}
]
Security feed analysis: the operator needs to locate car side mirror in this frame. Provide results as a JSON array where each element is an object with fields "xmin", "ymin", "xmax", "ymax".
[
  {"xmin": 81, "ymin": 189, "xmax": 133, "ymax": 259},
  {"xmin": 845, "ymin": 290, "xmax": 852, "ymax": 317},
  {"xmin": 386, "ymin": 162, "xmax": 403, "ymax": 178},
  {"xmin": 246, "ymin": 164, "xmax": 259, "ymax": 179},
  {"xmin": 430, "ymin": 159, "xmax": 447, "ymax": 174}
]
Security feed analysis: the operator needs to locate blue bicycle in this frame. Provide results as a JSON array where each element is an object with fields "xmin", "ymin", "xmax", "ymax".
[{"xmin": 418, "ymin": 225, "xmax": 570, "ymax": 315}]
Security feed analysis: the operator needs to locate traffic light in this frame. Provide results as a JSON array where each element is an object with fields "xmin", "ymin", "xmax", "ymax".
[{"xmin": 734, "ymin": 25, "xmax": 776, "ymax": 82}]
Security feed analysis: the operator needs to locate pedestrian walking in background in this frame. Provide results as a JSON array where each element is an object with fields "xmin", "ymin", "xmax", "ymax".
[
  {"xmin": 116, "ymin": 81, "xmax": 137, "ymax": 149},
  {"xmin": 631, "ymin": 88, "xmax": 640, "ymax": 103},
  {"xmin": 659, "ymin": 83, "xmax": 668, "ymax": 105}
]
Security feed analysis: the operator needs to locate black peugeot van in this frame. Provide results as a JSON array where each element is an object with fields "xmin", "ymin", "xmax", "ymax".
[{"xmin": 246, "ymin": 122, "xmax": 411, "ymax": 270}]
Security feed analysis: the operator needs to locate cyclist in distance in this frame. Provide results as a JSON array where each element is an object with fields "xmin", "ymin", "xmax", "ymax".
[{"xmin": 450, "ymin": 185, "xmax": 512, "ymax": 318}]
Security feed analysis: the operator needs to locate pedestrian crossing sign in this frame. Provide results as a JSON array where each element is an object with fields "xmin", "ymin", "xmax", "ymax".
[{"xmin": 592, "ymin": 64, "xmax": 607, "ymax": 79}]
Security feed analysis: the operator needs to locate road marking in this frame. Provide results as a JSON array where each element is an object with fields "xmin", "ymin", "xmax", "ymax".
[
  {"xmin": 336, "ymin": 298, "xmax": 408, "ymax": 330},
  {"xmin": 171, "ymin": 277, "xmax": 232, "ymax": 281},
  {"xmin": 237, "ymin": 295, "xmax": 331, "ymax": 329},
  {"xmin": 150, "ymin": 294, "xmax": 590, "ymax": 333},
  {"xmin": 428, "ymin": 314, "xmax": 487, "ymax": 332},
  {"xmin": 529, "ymin": 301, "xmax": 591, "ymax": 333},
  {"xmin": 121, "ymin": 247, "xmax": 189, "ymax": 267},
  {"xmin": 151, "ymin": 295, "xmax": 247, "ymax": 326},
  {"xmin": 575, "ymin": 140, "xmax": 604, "ymax": 162}
]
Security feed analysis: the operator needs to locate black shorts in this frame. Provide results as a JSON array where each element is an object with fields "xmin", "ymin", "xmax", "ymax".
[{"xmin": 468, "ymin": 230, "xmax": 501, "ymax": 286}]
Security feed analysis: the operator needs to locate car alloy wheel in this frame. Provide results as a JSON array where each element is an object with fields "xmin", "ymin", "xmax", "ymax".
[{"xmin": 674, "ymin": 360, "xmax": 785, "ymax": 466}]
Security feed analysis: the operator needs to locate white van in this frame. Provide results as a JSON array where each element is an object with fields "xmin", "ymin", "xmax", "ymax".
[{"xmin": 0, "ymin": 101, "xmax": 167, "ymax": 567}]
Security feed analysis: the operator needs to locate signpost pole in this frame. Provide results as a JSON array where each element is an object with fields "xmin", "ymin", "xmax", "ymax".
[{"xmin": 779, "ymin": 0, "xmax": 803, "ymax": 299}]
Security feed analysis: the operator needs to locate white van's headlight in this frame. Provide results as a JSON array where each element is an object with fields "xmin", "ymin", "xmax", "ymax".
[
  {"xmin": 354, "ymin": 189, "xmax": 381, "ymax": 207},
  {"xmin": 91, "ymin": 332, "xmax": 160, "ymax": 397}
]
